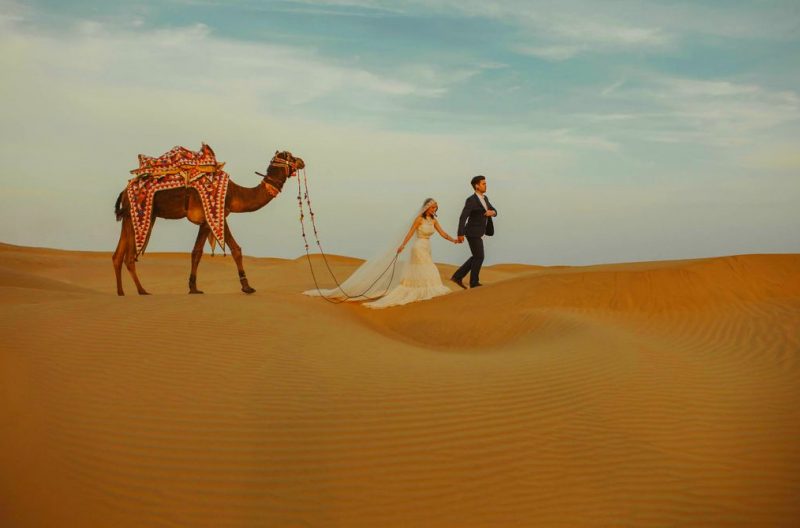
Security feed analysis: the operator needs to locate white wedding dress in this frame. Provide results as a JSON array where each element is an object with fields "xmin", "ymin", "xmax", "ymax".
[
  {"xmin": 363, "ymin": 217, "xmax": 452, "ymax": 309},
  {"xmin": 303, "ymin": 216, "xmax": 452, "ymax": 308}
]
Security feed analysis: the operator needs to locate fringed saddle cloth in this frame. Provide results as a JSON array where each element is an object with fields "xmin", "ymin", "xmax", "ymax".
[{"xmin": 126, "ymin": 143, "xmax": 229, "ymax": 256}]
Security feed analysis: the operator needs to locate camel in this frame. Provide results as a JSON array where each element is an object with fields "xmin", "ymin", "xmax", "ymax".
[{"xmin": 112, "ymin": 151, "xmax": 304, "ymax": 296}]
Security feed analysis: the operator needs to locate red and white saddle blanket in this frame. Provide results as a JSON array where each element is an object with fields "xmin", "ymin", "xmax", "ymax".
[{"xmin": 126, "ymin": 144, "xmax": 229, "ymax": 256}]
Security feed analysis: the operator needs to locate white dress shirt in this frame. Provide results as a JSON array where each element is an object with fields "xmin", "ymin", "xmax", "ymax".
[{"xmin": 475, "ymin": 192, "xmax": 489, "ymax": 211}]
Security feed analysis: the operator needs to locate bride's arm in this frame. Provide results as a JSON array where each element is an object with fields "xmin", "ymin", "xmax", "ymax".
[
  {"xmin": 397, "ymin": 217, "xmax": 422, "ymax": 253},
  {"xmin": 433, "ymin": 220, "xmax": 457, "ymax": 243}
]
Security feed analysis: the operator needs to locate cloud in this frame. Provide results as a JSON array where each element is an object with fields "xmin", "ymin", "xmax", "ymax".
[
  {"xmin": 278, "ymin": 0, "xmax": 677, "ymax": 59},
  {"xmin": 277, "ymin": 0, "xmax": 798, "ymax": 62},
  {"xmin": 514, "ymin": 45, "xmax": 583, "ymax": 62},
  {"xmin": 545, "ymin": 129, "xmax": 620, "ymax": 152},
  {"xmin": 431, "ymin": 0, "xmax": 678, "ymax": 60},
  {"xmin": 0, "ymin": 0, "xmax": 31, "ymax": 26},
  {"xmin": 39, "ymin": 20, "xmax": 448, "ymax": 107},
  {"xmin": 655, "ymin": 78, "xmax": 762, "ymax": 98},
  {"xmin": 173, "ymin": 0, "xmax": 404, "ymax": 15},
  {"xmin": 579, "ymin": 72, "xmax": 800, "ymax": 147},
  {"xmin": 546, "ymin": 16, "xmax": 672, "ymax": 48},
  {"xmin": 600, "ymin": 79, "xmax": 626, "ymax": 97}
]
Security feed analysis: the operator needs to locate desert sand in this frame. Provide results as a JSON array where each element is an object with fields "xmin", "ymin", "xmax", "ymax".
[{"xmin": 1, "ymin": 241, "xmax": 799, "ymax": 527}]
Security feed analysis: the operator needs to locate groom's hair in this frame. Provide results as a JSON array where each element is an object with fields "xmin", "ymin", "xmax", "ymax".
[{"xmin": 471, "ymin": 175, "xmax": 485, "ymax": 189}]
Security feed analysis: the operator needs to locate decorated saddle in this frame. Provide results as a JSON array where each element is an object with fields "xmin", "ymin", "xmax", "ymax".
[{"xmin": 126, "ymin": 143, "xmax": 229, "ymax": 257}]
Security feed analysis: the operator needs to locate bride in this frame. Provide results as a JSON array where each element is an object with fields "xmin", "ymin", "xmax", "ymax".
[{"xmin": 303, "ymin": 198, "xmax": 460, "ymax": 308}]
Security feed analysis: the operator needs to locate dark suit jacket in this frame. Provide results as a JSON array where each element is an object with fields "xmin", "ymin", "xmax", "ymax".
[{"xmin": 457, "ymin": 194, "xmax": 497, "ymax": 238}]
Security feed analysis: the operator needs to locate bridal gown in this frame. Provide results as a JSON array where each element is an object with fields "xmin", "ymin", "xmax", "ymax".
[{"xmin": 364, "ymin": 217, "xmax": 452, "ymax": 309}]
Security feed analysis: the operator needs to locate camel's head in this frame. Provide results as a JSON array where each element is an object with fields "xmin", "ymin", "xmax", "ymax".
[
  {"xmin": 271, "ymin": 150, "xmax": 304, "ymax": 177},
  {"xmin": 255, "ymin": 150, "xmax": 305, "ymax": 193}
]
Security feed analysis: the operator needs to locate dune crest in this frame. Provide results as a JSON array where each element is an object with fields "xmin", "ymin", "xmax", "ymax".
[{"xmin": 357, "ymin": 254, "xmax": 800, "ymax": 349}]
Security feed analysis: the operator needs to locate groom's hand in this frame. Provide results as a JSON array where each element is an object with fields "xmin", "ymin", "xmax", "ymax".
[
  {"xmin": 457, "ymin": 236, "xmax": 464, "ymax": 243},
  {"xmin": 484, "ymin": 210, "xmax": 496, "ymax": 217}
]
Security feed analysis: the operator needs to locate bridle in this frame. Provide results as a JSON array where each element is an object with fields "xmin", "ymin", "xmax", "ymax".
[
  {"xmin": 268, "ymin": 151, "xmax": 300, "ymax": 175},
  {"xmin": 255, "ymin": 151, "xmax": 300, "ymax": 193}
]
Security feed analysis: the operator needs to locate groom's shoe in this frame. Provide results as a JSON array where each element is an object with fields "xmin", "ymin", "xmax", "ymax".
[
  {"xmin": 470, "ymin": 283, "xmax": 483, "ymax": 288},
  {"xmin": 450, "ymin": 277, "xmax": 467, "ymax": 290}
]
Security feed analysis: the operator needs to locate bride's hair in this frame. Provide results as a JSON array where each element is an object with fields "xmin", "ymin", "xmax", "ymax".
[{"xmin": 421, "ymin": 198, "xmax": 437, "ymax": 219}]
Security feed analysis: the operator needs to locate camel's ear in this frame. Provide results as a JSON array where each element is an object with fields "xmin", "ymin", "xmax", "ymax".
[{"xmin": 275, "ymin": 150, "xmax": 279, "ymax": 155}]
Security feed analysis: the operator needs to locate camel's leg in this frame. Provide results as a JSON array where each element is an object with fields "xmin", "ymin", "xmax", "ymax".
[
  {"xmin": 189, "ymin": 223, "xmax": 211, "ymax": 294},
  {"xmin": 224, "ymin": 222, "xmax": 255, "ymax": 294},
  {"xmin": 121, "ymin": 217, "xmax": 150, "ymax": 295},
  {"xmin": 112, "ymin": 218, "xmax": 128, "ymax": 296}
]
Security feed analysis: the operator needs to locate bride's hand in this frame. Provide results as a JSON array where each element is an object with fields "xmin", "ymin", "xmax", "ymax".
[{"xmin": 396, "ymin": 245, "xmax": 404, "ymax": 253}]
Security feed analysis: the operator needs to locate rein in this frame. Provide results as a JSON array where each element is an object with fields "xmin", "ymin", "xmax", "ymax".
[{"xmin": 296, "ymin": 168, "xmax": 399, "ymax": 304}]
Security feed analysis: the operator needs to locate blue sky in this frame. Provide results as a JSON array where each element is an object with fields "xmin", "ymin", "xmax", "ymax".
[{"xmin": 1, "ymin": 0, "xmax": 799, "ymax": 265}]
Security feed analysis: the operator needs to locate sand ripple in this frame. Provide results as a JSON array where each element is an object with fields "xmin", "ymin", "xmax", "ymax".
[{"xmin": 1, "ymin": 244, "xmax": 799, "ymax": 527}]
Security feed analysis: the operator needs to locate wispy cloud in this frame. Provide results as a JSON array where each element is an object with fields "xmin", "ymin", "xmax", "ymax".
[
  {"xmin": 0, "ymin": 0, "xmax": 32, "ymax": 26},
  {"xmin": 601, "ymin": 79, "xmax": 626, "ymax": 97},
  {"xmin": 515, "ymin": 45, "xmax": 583, "ymax": 62},
  {"xmin": 1, "ymin": 17, "xmax": 455, "ymax": 110},
  {"xmin": 172, "ymin": 0, "xmax": 403, "ymax": 15},
  {"xmin": 277, "ymin": 0, "xmax": 798, "ymax": 61},
  {"xmin": 545, "ymin": 129, "xmax": 620, "ymax": 152},
  {"xmin": 574, "ymin": 72, "xmax": 800, "ymax": 148},
  {"xmin": 509, "ymin": 10, "xmax": 676, "ymax": 61},
  {"xmin": 655, "ymin": 78, "xmax": 762, "ymax": 98},
  {"xmin": 544, "ymin": 16, "xmax": 673, "ymax": 49},
  {"xmin": 279, "ymin": 0, "xmax": 677, "ymax": 60}
]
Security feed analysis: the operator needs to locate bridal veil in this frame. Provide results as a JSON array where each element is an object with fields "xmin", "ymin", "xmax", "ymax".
[{"xmin": 302, "ymin": 202, "xmax": 428, "ymax": 301}]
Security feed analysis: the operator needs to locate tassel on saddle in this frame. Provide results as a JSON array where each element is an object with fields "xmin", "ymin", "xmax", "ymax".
[{"xmin": 207, "ymin": 232, "xmax": 226, "ymax": 257}]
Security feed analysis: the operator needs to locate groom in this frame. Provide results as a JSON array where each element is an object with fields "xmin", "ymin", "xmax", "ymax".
[{"xmin": 451, "ymin": 175, "xmax": 497, "ymax": 289}]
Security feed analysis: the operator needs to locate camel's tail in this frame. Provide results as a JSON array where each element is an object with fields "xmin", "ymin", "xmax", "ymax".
[{"xmin": 115, "ymin": 191, "xmax": 126, "ymax": 221}]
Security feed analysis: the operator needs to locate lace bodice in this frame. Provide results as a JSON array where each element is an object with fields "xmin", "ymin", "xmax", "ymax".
[{"xmin": 416, "ymin": 217, "xmax": 435, "ymax": 239}]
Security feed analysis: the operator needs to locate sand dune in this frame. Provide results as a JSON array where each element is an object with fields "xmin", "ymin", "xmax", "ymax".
[{"xmin": 1, "ymin": 242, "xmax": 799, "ymax": 527}]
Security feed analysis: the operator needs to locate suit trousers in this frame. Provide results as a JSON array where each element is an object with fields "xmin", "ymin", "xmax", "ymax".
[{"xmin": 453, "ymin": 236, "xmax": 484, "ymax": 286}]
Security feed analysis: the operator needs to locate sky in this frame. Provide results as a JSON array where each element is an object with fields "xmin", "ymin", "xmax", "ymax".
[{"xmin": 1, "ymin": 0, "xmax": 799, "ymax": 266}]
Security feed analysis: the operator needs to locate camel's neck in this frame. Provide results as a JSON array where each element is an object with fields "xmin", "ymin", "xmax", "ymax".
[{"xmin": 227, "ymin": 179, "xmax": 278, "ymax": 213}]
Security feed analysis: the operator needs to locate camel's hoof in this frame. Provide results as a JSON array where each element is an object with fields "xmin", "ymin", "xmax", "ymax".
[
  {"xmin": 138, "ymin": 291, "xmax": 151, "ymax": 296},
  {"xmin": 242, "ymin": 286, "xmax": 256, "ymax": 294},
  {"xmin": 189, "ymin": 290, "xmax": 204, "ymax": 295}
]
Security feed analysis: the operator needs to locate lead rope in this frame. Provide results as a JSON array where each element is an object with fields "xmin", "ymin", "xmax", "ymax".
[{"xmin": 298, "ymin": 169, "xmax": 399, "ymax": 304}]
